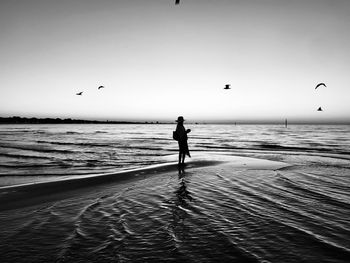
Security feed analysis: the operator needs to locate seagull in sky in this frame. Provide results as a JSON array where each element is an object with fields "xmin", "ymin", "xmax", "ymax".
[
  {"xmin": 317, "ymin": 107, "xmax": 323, "ymax": 111},
  {"xmin": 315, "ymin": 83, "xmax": 326, "ymax": 89},
  {"xmin": 76, "ymin": 92, "xmax": 83, "ymax": 95},
  {"xmin": 224, "ymin": 84, "xmax": 231, "ymax": 90},
  {"xmin": 98, "ymin": 85, "xmax": 105, "ymax": 90}
]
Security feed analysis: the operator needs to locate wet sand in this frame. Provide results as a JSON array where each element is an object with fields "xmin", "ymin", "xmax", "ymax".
[
  {"xmin": 1, "ymin": 154, "xmax": 349, "ymax": 263},
  {"xmin": 0, "ymin": 154, "xmax": 287, "ymax": 212}
]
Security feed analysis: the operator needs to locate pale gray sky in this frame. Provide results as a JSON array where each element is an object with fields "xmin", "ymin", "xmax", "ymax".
[{"xmin": 1, "ymin": 0, "xmax": 349, "ymax": 123}]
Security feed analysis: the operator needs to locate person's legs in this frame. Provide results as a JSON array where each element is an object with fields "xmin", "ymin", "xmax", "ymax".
[
  {"xmin": 178, "ymin": 141, "xmax": 188, "ymax": 164},
  {"xmin": 181, "ymin": 153, "xmax": 185, "ymax": 164}
]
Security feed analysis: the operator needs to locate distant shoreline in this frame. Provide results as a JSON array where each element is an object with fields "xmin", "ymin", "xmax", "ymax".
[
  {"xmin": 0, "ymin": 116, "xmax": 166, "ymax": 125},
  {"xmin": 0, "ymin": 116, "xmax": 348, "ymax": 125}
]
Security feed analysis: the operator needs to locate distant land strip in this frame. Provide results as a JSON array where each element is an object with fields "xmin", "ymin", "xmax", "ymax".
[
  {"xmin": 0, "ymin": 116, "xmax": 167, "ymax": 124},
  {"xmin": 1, "ymin": 116, "xmax": 349, "ymax": 125}
]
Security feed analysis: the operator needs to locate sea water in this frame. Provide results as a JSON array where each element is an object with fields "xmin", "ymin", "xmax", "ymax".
[
  {"xmin": 0, "ymin": 124, "xmax": 349, "ymax": 186},
  {"xmin": 0, "ymin": 124, "xmax": 350, "ymax": 262}
]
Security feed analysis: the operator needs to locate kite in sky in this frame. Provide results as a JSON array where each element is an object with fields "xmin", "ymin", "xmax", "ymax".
[{"xmin": 76, "ymin": 92, "xmax": 83, "ymax": 95}]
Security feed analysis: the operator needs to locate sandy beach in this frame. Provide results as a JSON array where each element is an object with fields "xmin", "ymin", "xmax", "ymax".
[{"xmin": 1, "ymin": 153, "xmax": 349, "ymax": 262}]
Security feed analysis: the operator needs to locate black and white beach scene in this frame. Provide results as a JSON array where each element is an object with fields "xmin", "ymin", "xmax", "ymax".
[{"xmin": 1, "ymin": 1, "xmax": 350, "ymax": 262}]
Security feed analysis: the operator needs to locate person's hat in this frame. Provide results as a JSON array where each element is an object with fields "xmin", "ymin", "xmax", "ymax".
[{"xmin": 176, "ymin": 116, "xmax": 185, "ymax": 122}]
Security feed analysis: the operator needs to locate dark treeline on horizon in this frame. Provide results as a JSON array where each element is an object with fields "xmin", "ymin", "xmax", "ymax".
[
  {"xmin": 0, "ymin": 116, "xmax": 348, "ymax": 125},
  {"xmin": 0, "ymin": 116, "xmax": 155, "ymax": 124}
]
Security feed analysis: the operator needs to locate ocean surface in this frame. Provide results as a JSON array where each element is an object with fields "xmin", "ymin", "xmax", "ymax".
[
  {"xmin": 0, "ymin": 124, "xmax": 350, "ymax": 262},
  {"xmin": 0, "ymin": 124, "xmax": 349, "ymax": 187}
]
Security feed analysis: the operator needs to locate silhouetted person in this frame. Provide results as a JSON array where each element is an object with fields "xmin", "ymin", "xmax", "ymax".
[{"xmin": 174, "ymin": 116, "xmax": 191, "ymax": 165}]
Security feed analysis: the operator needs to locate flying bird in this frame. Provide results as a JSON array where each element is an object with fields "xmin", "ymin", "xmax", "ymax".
[
  {"xmin": 315, "ymin": 83, "xmax": 326, "ymax": 89},
  {"xmin": 98, "ymin": 86, "xmax": 105, "ymax": 90},
  {"xmin": 76, "ymin": 92, "xmax": 83, "ymax": 95},
  {"xmin": 317, "ymin": 107, "xmax": 323, "ymax": 111},
  {"xmin": 175, "ymin": 0, "xmax": 180, "ymax": 4},
  {"xmin": 224, "ymin": 84, "xmax": 231, "ymax": 90}
]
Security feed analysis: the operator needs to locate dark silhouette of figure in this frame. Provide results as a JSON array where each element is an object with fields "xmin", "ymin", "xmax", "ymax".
[
  {"xmin": 224, "ymin": 84, "xmax": 231, "ymax": 90},
  {"xmin": 317, "ymin": 107, "xmax": 323, "ymax": 111},
  {"xmin": 98, "ymin": 85, "xmax": 104, "ymax": 90},
  {"xmin": 174, "ymin": 116, "xmax": 191, "ymax": 165},
  {"xmin": 175, "ymin": 0, "xmax": 180, "ymax": 5},
  {"xmin": 76, "ymin": 92, "xmax": 83, "ymax": 95}
]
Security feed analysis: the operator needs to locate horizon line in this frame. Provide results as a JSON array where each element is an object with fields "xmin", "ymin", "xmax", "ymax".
[{"xmin": 1, "ymin": 116, "xmax": 349, "ymax": 125}]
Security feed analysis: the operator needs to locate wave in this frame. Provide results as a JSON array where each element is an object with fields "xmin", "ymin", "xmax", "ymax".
[
  {"xmin": 266, "ymin": 213, "xmax": 350, "ymax": 258},
  {"xmin": 36, "ymin": 140, "xmax": 114, "ymax": 148},
  {"xmin": 65, "ymin": 131, "xmax": 81, "ymax": 134},
  {"xmin": 278, "ymin": 173, "xmax": 350, "ymax": 210},
  {"xmin": 37, "ymin": 140, "xmax": 76, "ymax": 145},
  {"xmin": 34, "ymin": 130, "xmax": 47, "ymax": 134},
  {"xmin": 126, "ymin": 137, "xmax": 173, "ymax": 142},
  {"xmin": 0, "ymin": 132, "xmax": 28, "ymax": 136},
  {"xmin": 0, "ymin": 163, "xmax": 57, "ymax": 170},
  {"xmin": 0, "ymin": 152, "xmax": 53, "ymax": 160},
  {"xmin": 257, "ymin": 142, "xmax": 348, "ymax": 154},
  {"xmin": 197, "ymin": 143, "xmax": 350, "ymax": 157},
  {"xmin": 0, "ymin": 144, "xmax": 75, "ymax": 154}
]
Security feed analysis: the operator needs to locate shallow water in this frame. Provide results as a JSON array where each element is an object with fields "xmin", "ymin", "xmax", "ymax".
[
  {"xmin": 0, "ymin": 124, "xmax": 349, "ymax": 186},
  {"xmin": 0, "ymin": 157, "xmax": 349, "ymax": 263},
  {"xmin": 0, "ymin": 124, "xmax": 349, "ymax": 262}
]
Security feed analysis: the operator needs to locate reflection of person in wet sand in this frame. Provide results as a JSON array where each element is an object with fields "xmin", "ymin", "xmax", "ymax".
[
  {"xmin": 174, "ymin": 116, "xmax": 191, "ymax": 165},
  {"xmin": 171, "ymin": 165, "xmax": 193, "ymax": 238},
  {"xmin": 176, "ymin": 179, "xmax": 193, "ymax": 205},
  {"xmin": 176, "ymin": 166, "xmax": 193, "ymax": 204}
]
